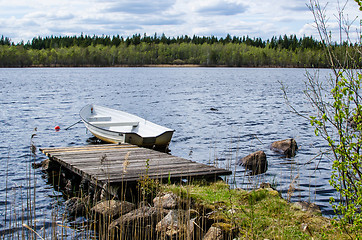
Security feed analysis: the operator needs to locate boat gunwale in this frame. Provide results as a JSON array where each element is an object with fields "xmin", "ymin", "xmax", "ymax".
[{"xmin": 79, "ymin": 104, "xmax": 175, "ymax": 140}]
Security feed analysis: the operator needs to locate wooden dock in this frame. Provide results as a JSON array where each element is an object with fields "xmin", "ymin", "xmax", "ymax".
[{"xmin": 40, "ymin": 144, "xmax": 232, "ymax": 186}]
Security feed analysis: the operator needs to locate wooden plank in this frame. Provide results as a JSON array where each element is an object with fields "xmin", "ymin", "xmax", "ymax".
[
  {"xmin": 63, "ymin": 158, "xmax": 194, "ymax": 168},
  {"xmin": 72, "ymin": 160, "xmax": 202, "ymax": 173},
  {"xmin": 46, "ymin": 149, "xmax": 155, "ymax": 159},
  {"xmin": 53, "ymin": 154, "xmax": 165, "ymax": 164},
  {"xmin": 62, "ymin": 161, "xmax": 229, "ymax": 179},
  {"xmin": 40, "ymin": 145, "xmax": 138, "ymax": 155},
  {"xmin": 41, "ymin": 144, "xmax": 232, "ymax": 185},
  {"xmin": 57, "ymin": 152, "xmax": 186, "ymax": 161},
  {"xmin": 53, "ymin": 150, "xmax": 165, "ymax": 161},
  {"xmin": 47, "ymin": 154, "xmax": 227, "ymax": 176},
  {"xmin": 40, "ymin": 143, "xmax": 131, "ymax": 151},
  {"xmin": 54, "ymin": 155, "xmax": 181, "ymax": 166},
  {"xmin": 94, "ymin": 166, "xmax": 230, "ymax": 182},
  {"xmin": 83, "ymin": 163, "xmax": 228, "ymax": 178}
]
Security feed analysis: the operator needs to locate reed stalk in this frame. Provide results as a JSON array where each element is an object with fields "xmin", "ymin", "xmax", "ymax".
[{"xmin": 1, "ymin": 132, "xmax": 359, "ymax": 239}]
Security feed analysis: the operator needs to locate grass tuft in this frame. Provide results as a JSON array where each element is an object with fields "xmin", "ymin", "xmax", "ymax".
[{"xmin": 163, "ymin": 180, "xmax": 356, "ymax": 239}]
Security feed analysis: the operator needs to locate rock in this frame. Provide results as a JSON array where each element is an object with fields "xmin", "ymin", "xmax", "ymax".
[
  {"xmin": 156, "ymin": 209, "xmax": 197, "ymax": 239},
  {"xmin": 204, "ymin": 210, "xmax": 229, "ymax": 229},
  {"xmin": 41, "ymin": 159, "xmax": 60, "ymax": 171},
  {"xmin": 239, "ymin": 151, "xmax": 268, "ymax": 175},
  {"xmin": 32, "ymin": 162, "xmax": 43, "ymax": 169},
  {"xmin": 202, "ymin": 222, "xmax": 235, "ymax": 240},
  {"xmin": 109, "ymin": 205, "xmax": 157, "ymax": 229},
  {"xmin": 301, "ymin": 223, "xmax": 313, "ymax": 236},
  {"xmin": 79, "ymin": 178, "xmax": 90, "ymax": 192},
  {"xmin": 156, "ymin": 210, "xmax": 179, "ymax": 236},
  {"xmin": 64, "ymin": 178, "xmax": 73, "ymax": 196},
  {"xmin": 259, "ymin": 182, "xmax": 279, "ymax": 196},
  {"xmin": 209, "ymin": 222, "xmax": 235, "ymax": 239},
  {"xmin": 256, "ymin": 187, "xmax": 280, "ymax": 198},
  {"xmin": 260, "ymin": 182, "xmax": 272, "ymax": 189},
  {"xmin": 100, "ymin": 183, "xmax": 121, "ymax": 201},
  {"xmin": 65, "ymin": 197, "xmax": 87, "ymax": 217},
  {"xmin": 270, "ymin": 138, "xmax": 298, "ymax": 157},
  {"xmin": 138, "ymin": 200, "xmax": 150, "ymax": 208},
  {"xmin": 91, "ymin": 200, "xmax": 135, "ymax": 220},
  {"xmin": 268, "ymin": 189, "xmax": 280, "ymax": 197},
  {"xmin": 203, "ymin": 226, "xmax": 223, "ymax": 240},
  {"xmin": 121, "ymin": 205, "xmax": 158, "ymax": 223},
  {"xmin": 109, "ymin": 205, "xmax": 166, "ymax": 239},
  {"xmin": 240, "ymin": 150, "xmax": 267, "ymax": 166},
  {"xmin": 292, "ymin": 201, "xmax": 321, "ymax": 215},
  {"xmin": 153, "ymin": 192, "xmax": 178, "ymax": 209},
  {"xmin": 188, "ymin": 218, "xmax": 197, "ymax": 239}
]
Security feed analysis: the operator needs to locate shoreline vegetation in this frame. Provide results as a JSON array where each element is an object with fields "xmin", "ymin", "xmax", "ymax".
[
  {"xmin": 0, "ymin": 33, "xmax": 358, "ymax": 68},
  {"xmin": 14, "ymin": 64, "xmax": 310, "ymax": 68},
  {"xmin": 22, "ymin": 158, "xmax": 355, "ymax": 240},
  {"xmin": 3, "ymin": 135, "xmax": 356, "ymax": 239}
]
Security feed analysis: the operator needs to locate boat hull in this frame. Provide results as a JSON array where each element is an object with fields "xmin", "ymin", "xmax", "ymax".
[
  {"xmin": 85, "ymin": 122, "xmax": 174, "ymax": 148},
  {"xmin": 80, "ymin": 105, "xmax": 174, "ymax": 150}
]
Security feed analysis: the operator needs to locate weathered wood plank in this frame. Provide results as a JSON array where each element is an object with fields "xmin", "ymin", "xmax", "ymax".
[
  {"xmin": 71, "ymin": 155, "xmax": 195, "ymax": 165},
  {"xmin": 72, "ymin": 160, "xmax": 202, "ymax": 173},
  {"xmin": 40, "ymin": 143, "xmax": 133, "ymax": 152},
  {"xmin": 53, "ymin": 150, "xmax": 166, "ymax": 161},
  {"xmin": 41, "ymin": 144, "xmax": 232, "ymax": 185},
  {"xmin": 95, "ymin": 166, "xmax": 231, "ymax": 182},
  {"xmin": 40, "ymin": 145, "xmax": 141, "ymax": 156}
]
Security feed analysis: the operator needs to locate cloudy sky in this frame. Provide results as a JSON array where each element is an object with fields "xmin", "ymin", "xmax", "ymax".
[{"xmin": 1, "ymin": 0, "xmax": 360, "ymax": 43}]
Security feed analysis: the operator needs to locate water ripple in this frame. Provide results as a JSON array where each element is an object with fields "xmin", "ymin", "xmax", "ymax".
[{"xmin": 0, "ymin": 67, "xmax": 338, "ymax": 238}]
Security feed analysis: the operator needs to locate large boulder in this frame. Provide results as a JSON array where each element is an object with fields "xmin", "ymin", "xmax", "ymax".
[
  {"xmin": 239, "ymin": 151, "xmax": 267, "ymax": 175},
  {"xmin": 116, "ymin": 205, "xmax": 157, "ymax": 225},
  {"xmin": 203, "ymin": 225, "xmax": 223, "ymax": 240},
  {"xmin": 156, "ymin": 210, "xmax": 179, "ymax": 237},
  {"xmin": 108, "ymin": 205, "xmax": 159, "ymax": 229},
  {"xmin": 108, "ymin": 205, "xmax": 165, "ymax": 238},
  {"xmin": 153, "ymin": 192, "xmax": 178, "ymax": 209},
  {"xmin": 156, "ymin": 209, "xmax": 197, "ymax": 239},
  {"xmin": 65, "ymin": 197, "xmax": 87, "ymax": 217},
  {"xmin": 270, "ymin": 138, "xmax": 298, "ymax": 157},
  {"xmin": 91, "ymin": 200, "xmax": 135, "ymax": 220}
]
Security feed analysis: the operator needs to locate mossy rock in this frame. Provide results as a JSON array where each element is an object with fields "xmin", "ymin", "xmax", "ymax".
[
  {"xmin": 212, "ymin": 222, "xmax": 238, "ymax": 238},
  {"xmin": 291, "ymin": 201, "xmax": 321, "ymax": 215},
  {"xmin": 256, "ymin": 187, "xmax": 281, "ymax": 198},
  {"xmin": 206, "ymin": 211, "xmax": 229, "ymax": 223},
  {"xmin": 193, "ymin": 202, "xmax": 215, "ymax": 214},
  {"xmin": 212, "ymin": 222, "xmax": 232, "ymax": 232}
]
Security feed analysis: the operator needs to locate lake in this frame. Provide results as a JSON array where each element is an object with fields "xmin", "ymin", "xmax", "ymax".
[{"xmin": 0, "ymin": 67, "xmax": 335, "ymax": 237}]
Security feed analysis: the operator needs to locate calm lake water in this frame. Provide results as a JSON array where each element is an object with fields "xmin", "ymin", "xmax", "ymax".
[{"xmin": 0, "ymin": 67, "xmax": 335, "ymax": 237}]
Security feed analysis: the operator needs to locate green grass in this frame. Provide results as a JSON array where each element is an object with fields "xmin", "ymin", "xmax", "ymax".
[{"xmin": 163, "ymin": 180, "xmax": 357, "ymax": 240}]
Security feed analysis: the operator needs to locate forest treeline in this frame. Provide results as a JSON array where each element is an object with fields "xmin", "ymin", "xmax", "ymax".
[{"xmin": 0, "ymin": 34, "xmax": 357, "ymax": 68}]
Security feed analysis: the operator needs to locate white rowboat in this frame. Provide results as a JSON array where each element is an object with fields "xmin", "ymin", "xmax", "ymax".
[{"xmin": 80, "ymin": 104, "xmax": 174, "ymax": 149}]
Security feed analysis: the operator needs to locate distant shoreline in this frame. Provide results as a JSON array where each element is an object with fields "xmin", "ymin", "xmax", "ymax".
[{"xmin": 1, "ymin": 64, "xmax": 328, "ymax": 69}]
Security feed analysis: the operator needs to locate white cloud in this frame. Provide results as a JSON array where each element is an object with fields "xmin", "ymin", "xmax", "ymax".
[
  {"xmin": 0, "ymin": 0, "xmax": 360, "ymax": 43},
  {"xmin": 195, "ymin": 1, "xmax": 248, "ymax": 16},
  {"xmin": 104, "ymin": 0, "xmax": 174, "ymax": 14}
]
